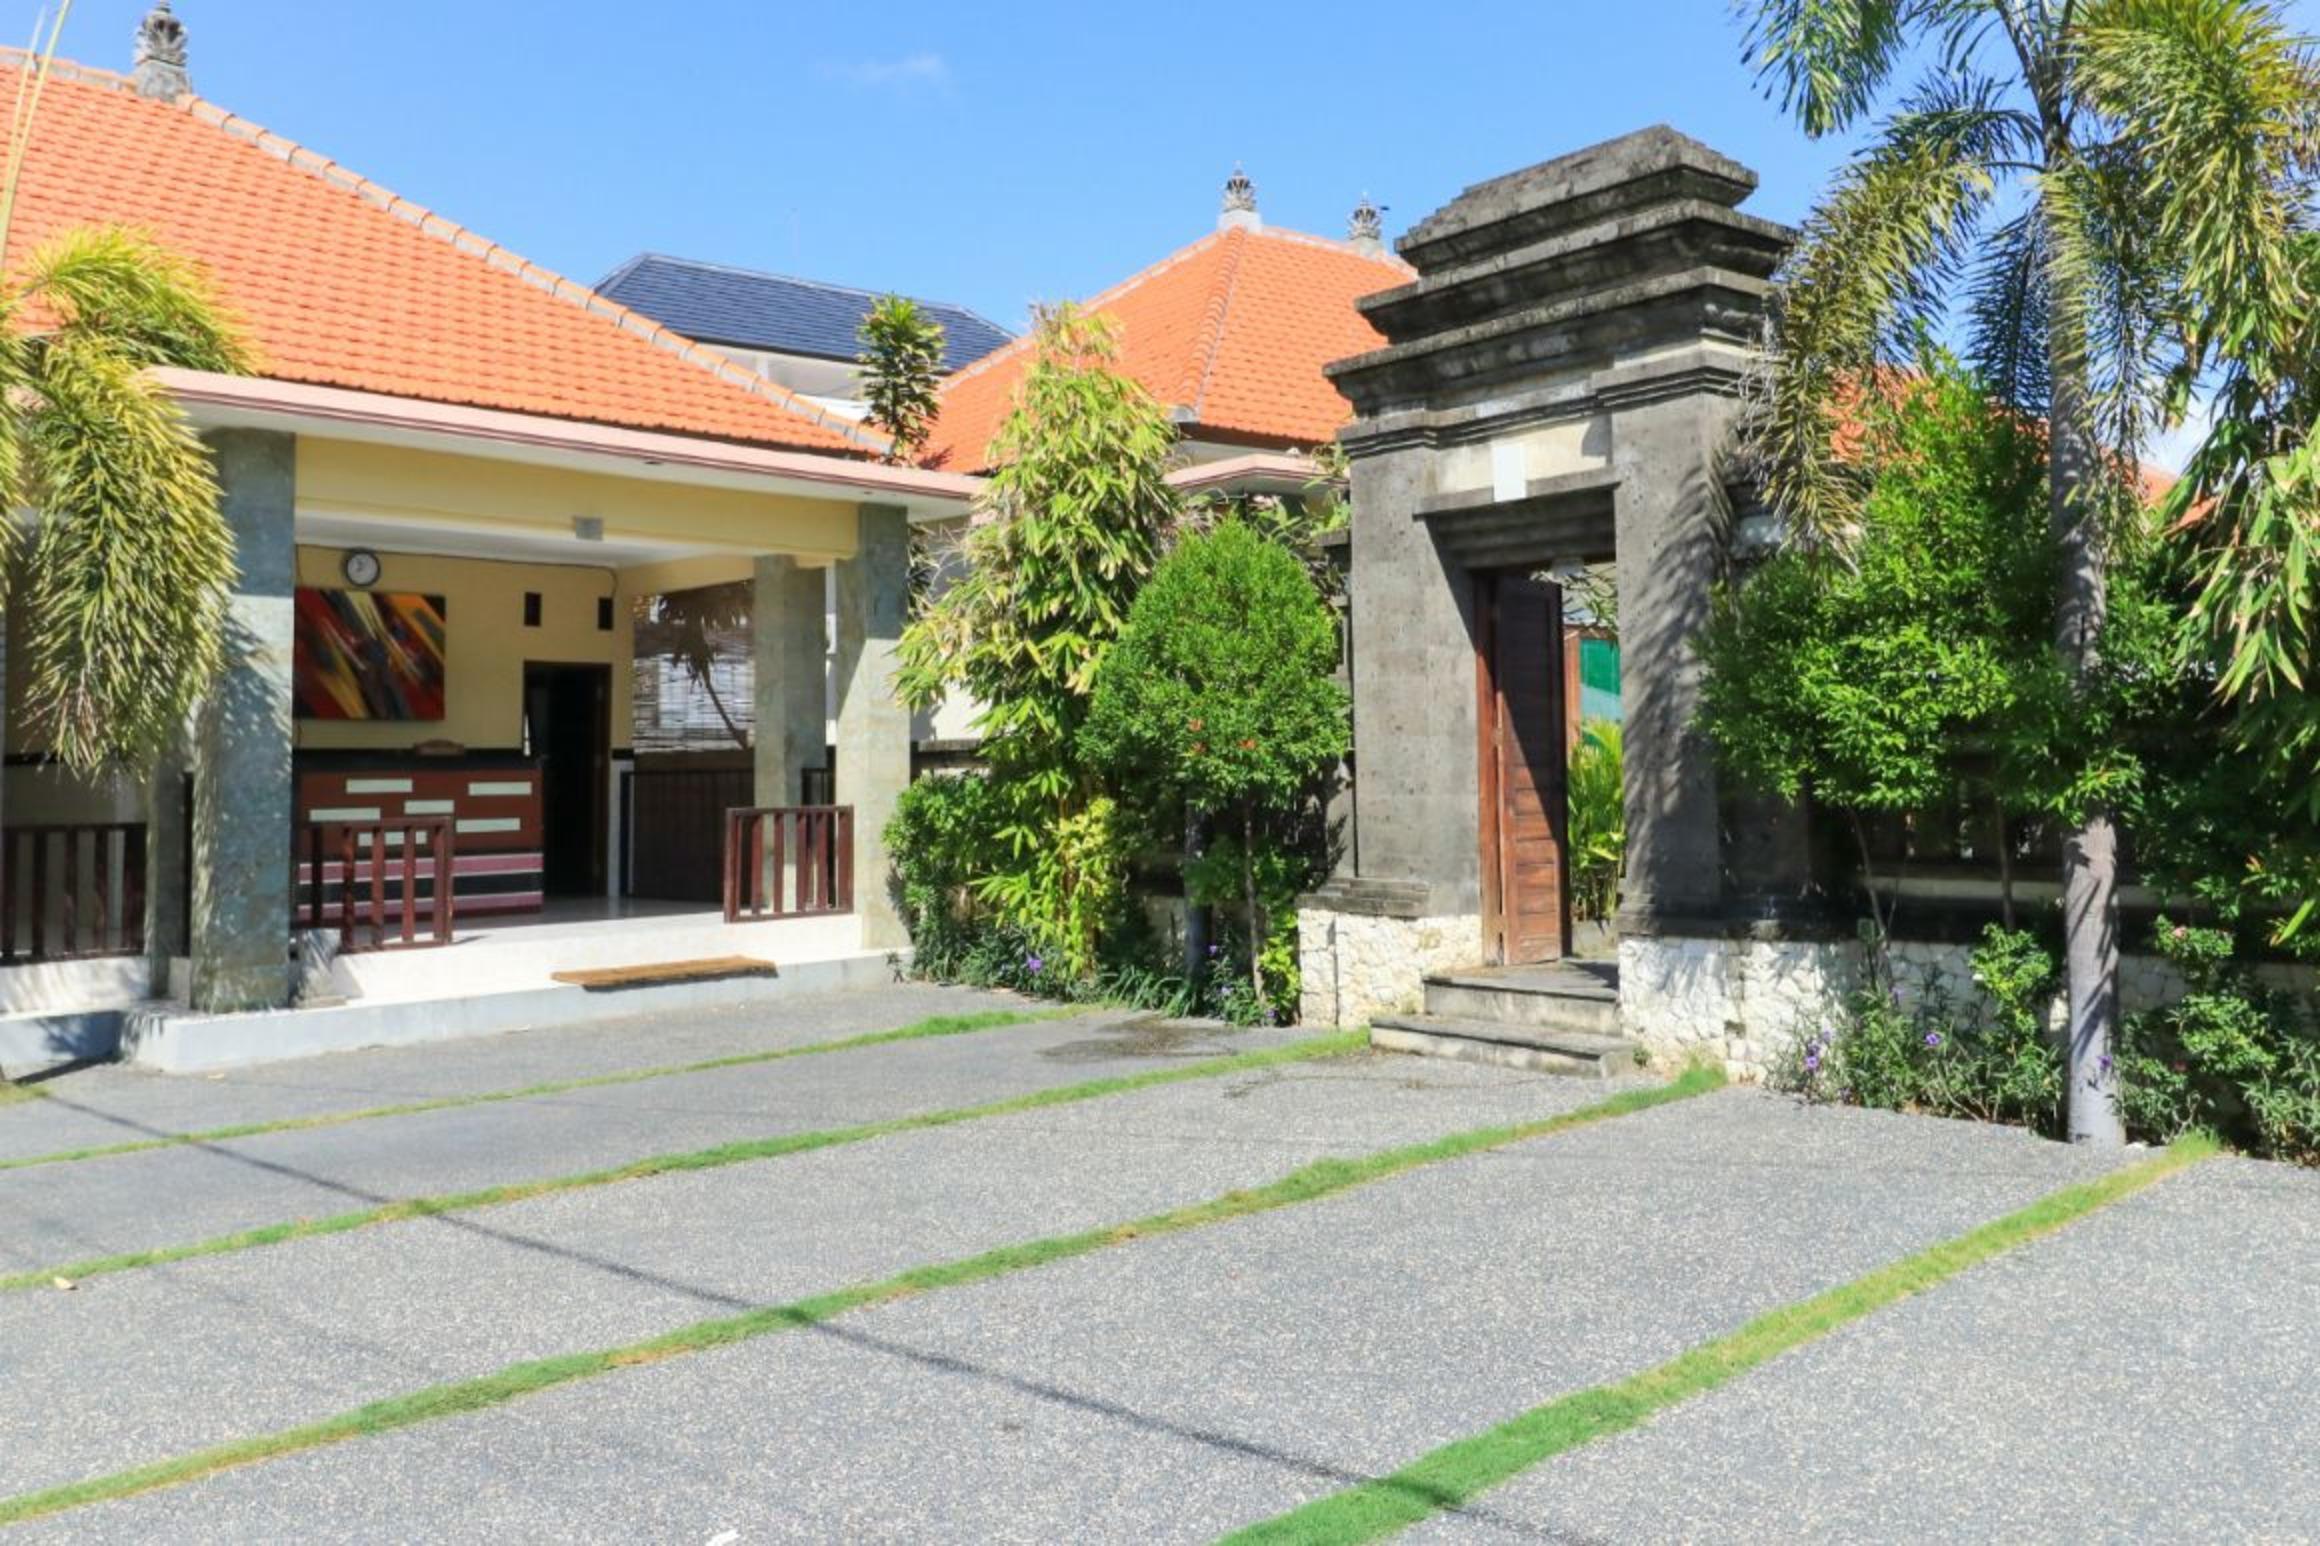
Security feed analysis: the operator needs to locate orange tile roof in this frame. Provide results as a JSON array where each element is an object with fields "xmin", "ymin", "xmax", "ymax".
[
  {"xmin": 928, "ymin": 225, "xmax": 1412, "ymax": 471},
  {"xmin": 4, "ymin": 55, "xmax": 881, "ymax": 456}
]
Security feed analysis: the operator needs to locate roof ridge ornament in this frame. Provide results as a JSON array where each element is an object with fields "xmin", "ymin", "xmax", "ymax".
[
  {"xmin": 1348, "ymin": 192, "xmax": 1385, "ymax": 255},
  {"xmin": 1219, "ymin": 163, "xmax": 1260, "ymax": 232},
  {"xmin": 133, "ymin": 1, "xmax": 190, "ymax": 101}
]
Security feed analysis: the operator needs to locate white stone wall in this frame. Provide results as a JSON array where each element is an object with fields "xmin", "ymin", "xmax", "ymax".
[
  {"xmin": 1297, "ymin": 909, "xmax": 1482, "ymax": 1028},
  {"xmin": 1626, "ymin": 933, "xmax": 2320, "ymax": 1082},
  {"xmin": 1618, "ymin": 935, "xmax": 1855, "ymax": 1082}
]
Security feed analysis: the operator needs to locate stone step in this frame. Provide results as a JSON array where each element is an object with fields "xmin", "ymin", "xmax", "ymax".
[
  {"xmin": 1369, "ymin": 1013, "xmax": 1645, "ymax": 1079},
  {"xmin": 1421, "ymin": 962, "xmax": 1620, "ymax": 1034}
]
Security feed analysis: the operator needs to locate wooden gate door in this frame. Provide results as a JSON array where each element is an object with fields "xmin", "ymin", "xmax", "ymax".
[{"xmin": 1476, "ymin": 571, "xmax": 1573, "ymax": 964}]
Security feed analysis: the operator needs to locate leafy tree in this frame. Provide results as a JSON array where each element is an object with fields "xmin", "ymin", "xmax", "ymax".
[
  {"xmin": 1082, "ymin": 520, "xmax": 1349, "ymax": 1006},
  {"xmin": 1701, "ymin": 355, "xmax": 2175, "ymax": 932},
  {"xmin": 856, "ymin": 294, "xmax": 945, "ymax": 465},
  {"xmin": 1737, "ymin": 0, "xmax": 2319, "ymax": 1144},
  {"xmin": 895, "ymin": 304, "xmax": 1180, "ymax": 975}
]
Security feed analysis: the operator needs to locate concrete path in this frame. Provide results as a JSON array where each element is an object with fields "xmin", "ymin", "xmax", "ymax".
[
  {"xmin": 5, "ymin": 994, "xmax": 2312, "ymax": 1544},
  {"xmin": 0, "ymin": 1041, "xmax": 1620, "ymax": 1503},
  {"xmin": 0, "ymin": 1005, "xmax": 1306, "ymax": 1272},
  {"xmin": 1399, "ymin": 1153, "xmax": 2320, "ymax": 1544},
  {"xmin": 0, "ymin": 983, "xmax": 1010, "ymax": 1163}
]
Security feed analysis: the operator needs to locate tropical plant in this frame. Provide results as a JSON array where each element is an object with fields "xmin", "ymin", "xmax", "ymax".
[
  {"xmin": 2161, "ymin": 227, "xmax": 2320, "ymax": 940},
  {"xmin": 1082, "ymin": 520, "xmax": 1350, "ymax": 1010},
  {"xmin": 1565, "ymin": 719, "xmax": 1625, "ymax": 924},
  {"xmin": 895, "ymin": 304, "xmax": 1181, "ymax": 976},
  {"xmin": 1736, "ymin": 0, "xmax": 2320, "ymax": 1145},
  {"xmin": 856, "ymin": 294, "xmax": 945, "ymax": 464}
]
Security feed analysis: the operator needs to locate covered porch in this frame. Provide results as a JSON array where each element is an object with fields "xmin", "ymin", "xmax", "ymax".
[{"xmin": 0, "ymin": 374, "xmax": 975, "ymax": 1073}]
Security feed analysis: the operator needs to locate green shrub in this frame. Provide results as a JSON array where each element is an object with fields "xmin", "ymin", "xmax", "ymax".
[
  {"xmin": 1784, "ymin": 921, "xmax": 2318, "ymax": 1162},
  {"xmin": 1783, "ymin": 926, "xmax": 2061, "ymax": 1130},
  {"xmin": 2119, "ymin": 919, "xmax": 2320, "ymax": 1162},
  {"xmin": 885, "ymin": 772, "xmax": 1006, "ymax": 975},
  {"xmin": 1083, "ymin": 519, "xmax": 1348, "ymax": 1021}
]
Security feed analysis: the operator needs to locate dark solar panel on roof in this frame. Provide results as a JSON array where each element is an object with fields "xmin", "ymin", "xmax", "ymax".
[{"xmin": 598, "ymin": 254, "xmax": 1014, "ymax": 374}]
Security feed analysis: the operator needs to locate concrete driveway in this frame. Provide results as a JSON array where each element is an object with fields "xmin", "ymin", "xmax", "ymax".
[{"xmin": 1, "ymin": 984, "xmax": 2311, "ymax": 1542}]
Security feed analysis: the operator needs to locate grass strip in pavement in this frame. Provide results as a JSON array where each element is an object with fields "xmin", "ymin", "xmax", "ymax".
[
  {"xmin": 1218, "ymin": 1131, "xmax": 2222, "ymax": 1546},
  {"xmin": 1, "ymin": 1029, "xmax": 1368, "ymax": 1294},
  {"xmin": 0, "ymin": 1066, "xmax": 1724, "ymax": 1525},
  {"xmin": 0, "ymin": 1007, "xmax": 1083, "ymax": 1175}
]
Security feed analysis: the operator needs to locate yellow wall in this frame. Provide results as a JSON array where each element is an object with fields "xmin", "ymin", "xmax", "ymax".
[
  {"xmin": 295, "ymin": 547, "xmax": 635, "ymax": 753},
  {"xmin": 296, "ymin": 441, "xmax": 860, "ymax": 561}
]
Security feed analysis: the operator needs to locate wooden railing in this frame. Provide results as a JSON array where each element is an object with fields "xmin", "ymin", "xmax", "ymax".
[
  {"xmin": 722, "ymin": 806, "xmax": 852, "ymax": 923},
  {"xmin": 1, "ymin": 823, "xmax": 146, "ymax": 964},
  {"xmin": 300, "ymin": 818, "xmax": 456, "ymax": 953}
]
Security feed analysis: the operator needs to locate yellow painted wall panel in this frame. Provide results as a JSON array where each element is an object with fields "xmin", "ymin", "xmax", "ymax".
[
  {"xmin": 295, "ymin": 440, "xmax": 858, "ymax": 559},
  {"xmin": 295, "ymin": 547, "xmax": 634, "ymax": 753}
]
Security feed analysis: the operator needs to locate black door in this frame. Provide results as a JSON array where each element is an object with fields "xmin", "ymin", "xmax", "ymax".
[{"xmin": 523, "ymin": 663, "xmax": 610, "ymax": 896}]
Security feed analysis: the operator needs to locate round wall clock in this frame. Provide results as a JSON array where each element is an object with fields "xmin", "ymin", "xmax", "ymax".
[{"xmin": 342, "ymin": 549, "xmax": 383, "ymax": 588}]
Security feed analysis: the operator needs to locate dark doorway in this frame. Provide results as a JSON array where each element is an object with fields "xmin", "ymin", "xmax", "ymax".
[
  {"xmin": 1475, "ymin": 571, "xmax": 1572, "ymax": 964},
  {"xmin": 523, "ymin": 662, "xmax": 611, "ymax": 897}
]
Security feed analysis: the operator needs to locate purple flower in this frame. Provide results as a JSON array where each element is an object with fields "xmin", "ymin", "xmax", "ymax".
[
  {"xmin": 1025, "ymin": 955, "xmax": 1044, "ymax": 975},
  {"xmin": 1924, "ymin": 1031, "xmax": 1943, "ymax": 1049},
  {"xmin": 1207, "ymin": 944, "xmax": 1220, "ymax": 957},
  {"xmin": 1804, "ymin": 1052, "xmax": 1822, "ymax": 1072},
  {"xmin": 2099, "ymin": 1053, "xmax": 2113, "ymax": 1074}
]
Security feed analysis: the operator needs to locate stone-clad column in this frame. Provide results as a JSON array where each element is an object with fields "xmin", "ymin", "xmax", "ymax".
[
  {"xmin": 1343, "ymin": 436, "xmax": 1480, "ymax": 914},
  {"xmin": 833, "ymin": 504, "xmax": 911, "ymax": 949},
  {"xmin": 751, "ymin": 555, "xmax": 826, "ymax": 807},
  {"xmin": 189, "ymin": 429, "xmax": 297, "ymax": 1013},
  {"xmin": 1609, "ymin": 387, "xmax": 1736, "ymax": 928},
  {"xmin": 143, "ymin": 723, "xmax": 191, "ymax": 996}
]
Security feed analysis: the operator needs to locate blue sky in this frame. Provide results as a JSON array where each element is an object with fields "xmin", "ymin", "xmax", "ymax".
[
  {"xmin": 60, "ymin": 0, "xmax": 1897, "ymax": 327},
  {"xmin": 54, "ymin": 0, "xmax": 2320, "ymax": 468}
]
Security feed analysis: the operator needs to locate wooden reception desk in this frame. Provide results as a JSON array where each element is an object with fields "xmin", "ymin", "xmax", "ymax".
[{"xmin": 294, "ymin": 752, "xmax": 545, "ymax": 918}]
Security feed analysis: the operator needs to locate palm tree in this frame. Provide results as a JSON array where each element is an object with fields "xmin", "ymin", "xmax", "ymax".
[
  {"xmin": 0, "ymin": 21, "xmax": 251, "ymax": 1086},
  {"xmin": 3, "ymin": 226, "xmax": 249, "ymax": 772},
  {"xmin": 1739, "ymin": 0, "xmax": 2318, "ymax": 1144}
]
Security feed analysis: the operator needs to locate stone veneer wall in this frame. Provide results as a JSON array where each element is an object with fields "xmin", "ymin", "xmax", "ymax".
[
  {"xmin": 1298, "ymin": 909, "xmax": 1482, "ymax": 1029},
  {"xmin": 1617, "ymin": 935, "xmax": 1855, "ymax": 1081},
  {"xmin": 1623, "ymin": 934, "xmax": 2320, "ymax": 1082}
]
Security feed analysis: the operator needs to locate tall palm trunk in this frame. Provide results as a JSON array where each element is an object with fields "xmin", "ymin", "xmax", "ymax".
[{"xmin": 2043, "ymin": 176, "xmax": 2126, "ymax": 1148}]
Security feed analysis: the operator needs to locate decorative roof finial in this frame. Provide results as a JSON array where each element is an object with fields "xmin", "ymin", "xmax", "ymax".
[
  {"xmin": 133, "ymin": 2, "xmax": 190, "ymax": 101},
  {"xmin": 1219, "ymin": 164, "xmax": 1260, "ymax": 232},
  {"xmin": 1348, "ymin": 193, "xmax": 1386, "ymax": 256}
]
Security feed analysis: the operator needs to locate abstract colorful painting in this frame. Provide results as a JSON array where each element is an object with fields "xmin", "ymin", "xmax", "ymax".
[{"xmin": 294, "ymin": 589, "xmax": 448, "ymax": 721}]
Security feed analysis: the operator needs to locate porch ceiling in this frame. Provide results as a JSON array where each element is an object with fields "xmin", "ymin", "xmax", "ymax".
[{"xmin": 297, "ymin": 510, "xmax": 711, "ymax": 568}]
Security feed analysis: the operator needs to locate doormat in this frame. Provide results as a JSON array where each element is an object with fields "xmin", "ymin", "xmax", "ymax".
[{"xmin": 551, "ymin": 957, "xmax": 779, "ymax": 991}]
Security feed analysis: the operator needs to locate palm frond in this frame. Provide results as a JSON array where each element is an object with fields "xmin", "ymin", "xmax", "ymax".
[
  {"xmin": 2040, "ymin": 149, "xmax": 2180, "ymax": 469},
  {"xmin": 1751, "ymin": 87, "xmax": 2007, "ymax": 544},
  {"xmin": 19, "ymin": 335, "xmax": 237, "ymax": 773},
  {"xmin": 16, "ymin": 226, "xmax": 252, "ymax": 375},
  {"xmin": 1743, "ymin": 0, "xmax": 1915, "ymax": 136},
  {"xmin": 1966, "ymin": 209, "xmax": 2052, "ymax": 412},
  {"xmin": 2074, "ymin": 0, "xmax": 2320, "ymax": 384}
]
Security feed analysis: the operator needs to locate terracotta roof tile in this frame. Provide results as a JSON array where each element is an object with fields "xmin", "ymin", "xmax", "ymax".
[
  {"xmin": 4, "ymin": 55, "xmax": 879, "ymax": 455},
  {"xmin": 928, "ymin": 226, "xmax": 1410, "ymax": 471}
]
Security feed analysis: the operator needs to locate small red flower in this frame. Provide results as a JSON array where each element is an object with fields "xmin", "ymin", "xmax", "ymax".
[
  {"xmin": 1239, "ymin": 738, "xmax": 1257, "ymax": 750},
  {"xmin": 1187, "ymin": 718, "xmax": 1205, "ymax": 732}
]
